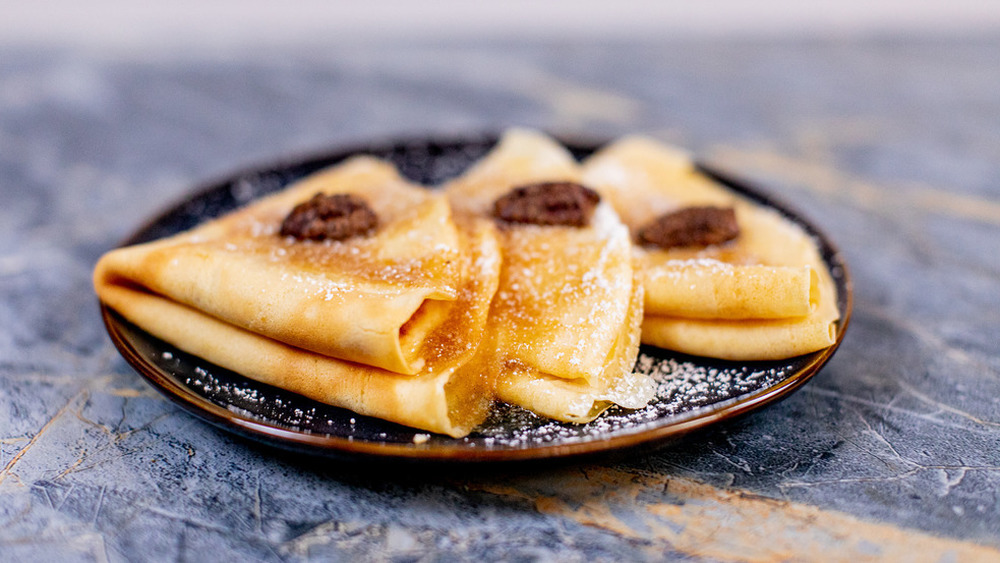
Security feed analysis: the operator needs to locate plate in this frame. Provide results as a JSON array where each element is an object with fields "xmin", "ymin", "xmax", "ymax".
[{"xmin": 100, "ymin": 134, "xmax": 852, "ymax": 462}]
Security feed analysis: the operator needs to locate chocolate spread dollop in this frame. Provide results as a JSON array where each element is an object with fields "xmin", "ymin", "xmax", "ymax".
[
  {"xmin": 280, "ymin": 193, "xmax": 378, "ymax": 241},
  {"xmin": 638, "ymin": 206, "xmax": 739, "ymax": 249},
  {"xmin": 493, "ymin": 182, "xmax": 601, "ymax": 227}
]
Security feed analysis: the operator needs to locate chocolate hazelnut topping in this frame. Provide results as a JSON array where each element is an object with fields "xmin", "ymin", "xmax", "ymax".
[
  {"xmin": 493, "ymin": 182, "xmax": 601, "ymax": 227},
  {"xmin": 638, "ymin": 206, "xmax": 739, "ymax": 249},
  {"xmin": 280, "ymin": 193, "xmax": 378, "ymax": 241}
]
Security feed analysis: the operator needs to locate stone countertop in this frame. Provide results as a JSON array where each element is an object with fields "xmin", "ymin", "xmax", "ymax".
[{"xmin": 2, "ymin": 37, "xmax": 999, "ymax": 561}]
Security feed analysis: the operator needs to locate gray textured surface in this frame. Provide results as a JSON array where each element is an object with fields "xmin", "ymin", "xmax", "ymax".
[{"xmin": 2, "ymin": 37, "xmax": 1000, "ymax": 561}]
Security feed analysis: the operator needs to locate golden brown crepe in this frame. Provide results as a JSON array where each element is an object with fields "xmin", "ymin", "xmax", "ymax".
[
  {"xmin": 445, "ymin": 129, "xmax": 655, "ymax": 421},
  {"xmin": 582, "ymin": 136, "xmax": 839, "ymax": 360},
  {"xmin": 96, "ymin": 157, "xmax": 466, "ymax": 375},
  {"xmin": 95, "ymin": 157, "xmax": 502, "ymax": 436}
]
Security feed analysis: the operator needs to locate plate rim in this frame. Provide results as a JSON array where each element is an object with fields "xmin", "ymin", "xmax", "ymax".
[{"xmin": 99, "ymin": 133, "xmax": 853, "ymax": 463}]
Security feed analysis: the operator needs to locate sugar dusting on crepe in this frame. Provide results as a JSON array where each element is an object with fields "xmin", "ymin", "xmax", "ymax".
[
  {"xmin": 169, "ymin": 344, "xmax": 789, "ymax": 447},
  {"xmin": 473, "ymin": 350, "xmax": 791, "ymax": 448}
]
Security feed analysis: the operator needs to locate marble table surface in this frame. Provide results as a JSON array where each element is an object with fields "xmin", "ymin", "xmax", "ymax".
[{"xmin": 2, "ymin": 36, "xmax": 999, "ymax": 561}]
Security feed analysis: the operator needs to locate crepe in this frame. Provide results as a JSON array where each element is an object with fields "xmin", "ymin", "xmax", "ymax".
[
  {"xmin": 582, "ymin": 136, "xmax": 839, "ymax": 360},
  {"xmin": 95, "ymin": 157, "xmax": 502, "ymax": 436},
  {"xmin": 445, "ymin": 129, "xmax": 655, "ymax": 421},
  {"xmin": 96, "ymin": 157, "xmax": 465, "ymax": 375}
]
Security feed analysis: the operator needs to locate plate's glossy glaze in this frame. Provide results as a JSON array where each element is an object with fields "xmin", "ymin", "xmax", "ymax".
[{"xmin": 100, "ymin": 135, "xmax": 852, "ymax": 462}]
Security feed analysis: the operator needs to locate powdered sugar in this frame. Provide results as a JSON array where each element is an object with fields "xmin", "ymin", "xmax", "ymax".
[
  {"xmin": 155, "ymin": 330, "xmax": 794, "ymax": 449},
  {"xmin": 473, "ymin": 350, "xmax": 792, "ymax": 448}
]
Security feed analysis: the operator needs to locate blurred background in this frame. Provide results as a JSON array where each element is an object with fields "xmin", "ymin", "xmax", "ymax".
[{"xmin": 5, "ymin": 1, "xmax": 1000, "ymax": 46}]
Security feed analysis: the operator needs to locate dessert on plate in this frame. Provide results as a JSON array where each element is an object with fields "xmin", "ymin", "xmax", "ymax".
[{"xmin": 94, "ymin": 129, "xmax": 838, "ymax": 436}]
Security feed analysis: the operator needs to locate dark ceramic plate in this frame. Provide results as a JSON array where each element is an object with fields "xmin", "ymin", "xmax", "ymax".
[{"xmin": 100, "ymin": 134, "xmax": 852, "ymax": 462}]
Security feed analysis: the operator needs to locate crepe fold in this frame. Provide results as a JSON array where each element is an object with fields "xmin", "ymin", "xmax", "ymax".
[
  {"xmin": 445, "ymin": 129, "xmax": 655, "ymax": 421},
  {"xmin": 95, "ymin": 157, "xmax": 502, "ymax": 437},
  {"xmin": 638, "ymin": 254, "xmax": 818, "ymax": 319},
  {"xmin": 493, "ymin": 270, "xmax": 649, "ymax": 422},
  {"xmin": 582, "ymin": 136, "xmax": 839, "ymax": 360}
]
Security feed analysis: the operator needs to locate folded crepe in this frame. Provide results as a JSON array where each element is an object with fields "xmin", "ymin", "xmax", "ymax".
[
  {"xmin": 95, "ymin": 157, "xmax": 502, "ymax": 437},
  {"xmin": 582, "ymin": 136, "xmax": 839, "ymax": 360},
  {"xmin": 445, "ymin": 129, "xmax": 654, "ymax": 421}
]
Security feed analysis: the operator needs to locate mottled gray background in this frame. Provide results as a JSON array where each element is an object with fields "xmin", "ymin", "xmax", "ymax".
[{"xmin": 2, "ymin": 19, "xmax": 1000, "ymax": 562}]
